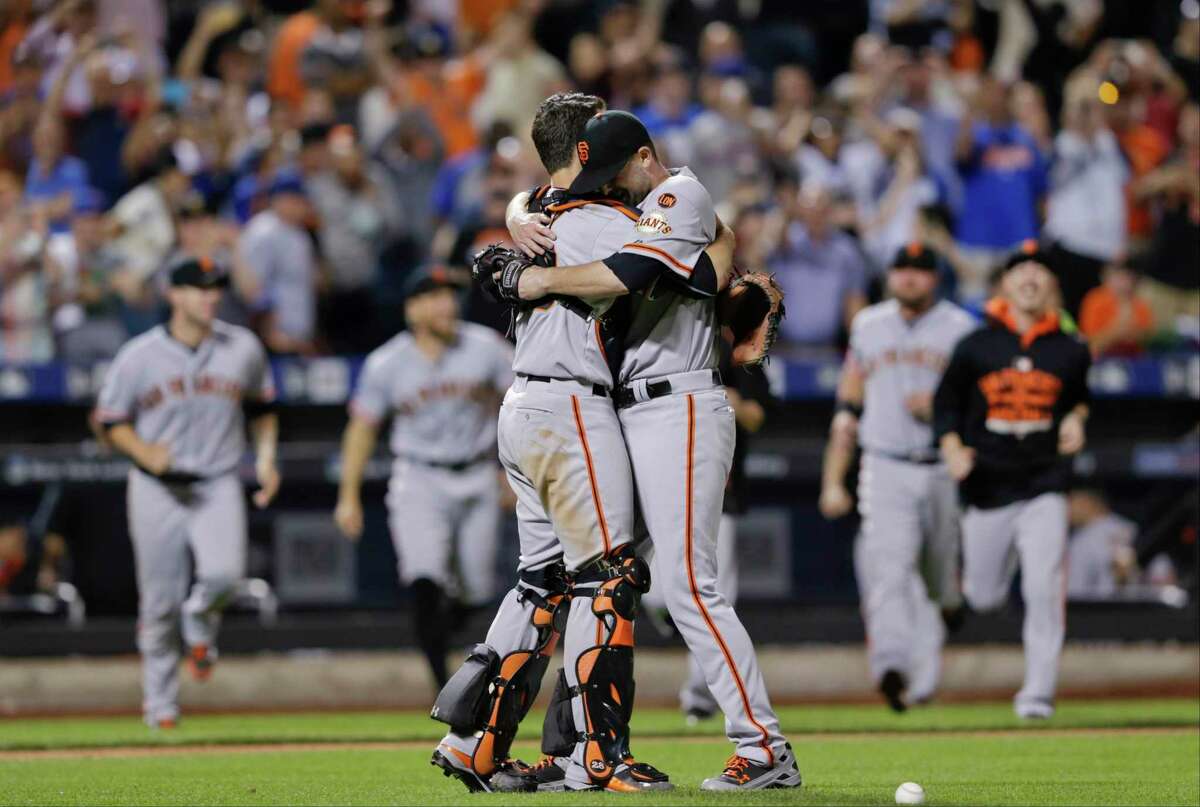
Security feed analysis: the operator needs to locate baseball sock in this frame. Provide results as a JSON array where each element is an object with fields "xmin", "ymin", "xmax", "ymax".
[{"xmin": 411, "ymin": 578, "xmax": 450, "ymax": 688}]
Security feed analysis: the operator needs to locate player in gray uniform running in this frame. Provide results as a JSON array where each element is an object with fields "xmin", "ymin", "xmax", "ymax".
[
  {"xmin": 506, "ymin": 110, "xmax": 800, "ymax": 792},
  {"xmin": 819, "ymin": 243, "xmax": 977, "ymax": 712},
  {"xmin": 93, "ymin": 256, "xmax": 280, "ymax": 728},
  {"xmin": 334, "ymin": 266, "xmax": 512, "ymax": 689},
  {"xmin": 430, "ymin": 94, "xmax": 699, "ymax": 795}
]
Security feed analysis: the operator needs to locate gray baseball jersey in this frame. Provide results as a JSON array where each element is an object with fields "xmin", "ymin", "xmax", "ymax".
[
  {"xmin": 617, "ymin": 167, "xmax": 720, "ymax": 383},
  {"xmin": 96, "ymin": 321, "xmax": 275, "ymax": 476},
  {"xmin": 510, "ymin": 189, "xmax": 638, "ymax": 388},
  {"xmin": 95, "ymin": 320, "xmax": 272, "ymax": 727},
  {"xmin": 848, "ymin": 299, "xmax": 975, "ymax": 702},
  {"xmin": 350, "ymin": 322, "xmax": 514, "ymax": 465},
  {"xmin": 849, "ymin": 299, "xmax": 978, "ymax": 458},
  {"xmin": 350, "ymin": 322, "xmax": 512, "ymax": 601}
]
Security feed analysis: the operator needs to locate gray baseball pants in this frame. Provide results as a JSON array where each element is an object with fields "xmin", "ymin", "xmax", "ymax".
[
  {"xmin": 855, "ymin": 453, "xmax": 961, "ymax": 692},
  {"xmin": 962, "ymin": 492, "xmax": 1068, "ymax": 710},
  {"xmin": 387, "ymin": 458, "xmax": 500, "ymax": 605},
  {"xmin": 127, "ymin": 470, "xmax": 246, "ymax": 725},
  {"xmin": 438, "ymin": 377, "xmax": 637, "ymax": 772},
  {"xmin": 677, "ymin": 513, "xmax": 737, "ymax": 716},
  {"xmin": 621, "ymin": 382, "xmax": 786, "ymax": 767}
]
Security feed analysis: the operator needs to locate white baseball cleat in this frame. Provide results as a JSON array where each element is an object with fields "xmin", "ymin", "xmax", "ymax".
[
  {"xmin": 700, "ymin": 743, "xmax": 802, "ymax": 791},
  {"xmin": 1015, "ymin": 699, "xmax": 1055, "ymax": 720}
]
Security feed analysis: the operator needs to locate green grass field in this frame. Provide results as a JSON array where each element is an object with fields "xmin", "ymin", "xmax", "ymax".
[{"xmin": 2, "ymin": 699, "xmax": 1197, "ymax": 806}]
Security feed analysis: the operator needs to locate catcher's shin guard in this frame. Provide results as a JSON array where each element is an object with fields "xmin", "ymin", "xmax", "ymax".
[
  {"xmin": 430, "ymin": 562, "xmax": 568, "ymax": 777},
  {"xmin": 570, "ymin": 549, "xmax": 651, "ymax": 784}
]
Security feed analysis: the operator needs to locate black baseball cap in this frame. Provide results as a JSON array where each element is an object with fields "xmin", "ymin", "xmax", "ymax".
[
  {"xmin": 168, "ymin": 255, "xmax": 229, "ymax": 289},
  {"xmin": 1003, "ymin": 239, "xmax": 1054, "ymax": 272},
  {"xmin": 404, "ymin": 263, "xmax": 462, "ymax": 299},
  {"xmin": 568, "ymin": 110, "xmax": 653, "ymax": 195},
  {"xmin": 890, "ymin": 242, "xmax": 939, "ymax": 272}
]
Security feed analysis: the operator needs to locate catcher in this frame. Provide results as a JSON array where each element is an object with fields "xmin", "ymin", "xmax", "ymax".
[{"xmin": 479, "ymin": 110, "xmax": 795, "ymax": 791}]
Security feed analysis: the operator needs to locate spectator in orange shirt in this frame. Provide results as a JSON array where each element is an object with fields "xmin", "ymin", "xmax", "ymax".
[
  {"xmin": 0, "ymin": 0, "xmax": 31, "ymax": 96},
  {"xmin": 397, "ymin": 23, "xmax": 484, "ymax": 160},
  {"xmin": 1078, "ymin": 257, "xmax": 1155, "ymax": 357},
  {"xmin": 267, "ymin": 10, "xmax": 320, "ymax": 112},
  {"xmin": 1107, "ymin": 86, "xmax": 1170, "ymax": 244}
]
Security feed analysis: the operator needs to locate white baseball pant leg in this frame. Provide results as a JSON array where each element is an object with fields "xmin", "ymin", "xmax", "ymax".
[
  {"xmin": 180, "ymin": 475, "xmax": 247, "ymax": 651},
  {"xmin": 452, "ymin": 463, "xmax": 502, "ymax": 605},
  {"xmin": 388, "ymin": 461, "xmax": 455, "ymax": 590},
  {"xmin": 962, "ymin": 492, "xmax": 1068, "ymax": 710},
  {"xmin": 129, "ymin": 471, "xmax": 246, "ymax": 725},
  {"xmin": 680, "ymin": 513, "xmax": 738, "ymax": 715},
  {"xmin": 441, "ymin": 380, "xmax": 637, "ymax": 768},
  {"xmin": 622, "ymin": 388, "xmax": 786, "ymax": 766},
  {"xmin": 908, "ymin": 465, "xmax": 962, "ymax": 701},
  {"xmin": 856, "ymin": 453, "xmax": 927, "ymax": 685}
]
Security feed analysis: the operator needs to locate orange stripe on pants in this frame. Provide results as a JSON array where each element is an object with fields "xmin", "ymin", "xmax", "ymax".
[
  {"xmin": 572, "ymin": 395, "xmax": 611, "ymax": 556},
  {"xmin": 683, "ymin": 395, "xmax": 773, "ymax": 765}
]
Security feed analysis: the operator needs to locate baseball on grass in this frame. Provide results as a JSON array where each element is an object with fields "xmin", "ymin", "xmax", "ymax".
[{"xmin": 895, "ymin": 782, "xmax": 926, "ymax": 805}]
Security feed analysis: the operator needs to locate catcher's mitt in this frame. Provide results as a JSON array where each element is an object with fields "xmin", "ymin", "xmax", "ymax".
[
  {"xmin": 718, "ymin": 271, "xmax": 786, "ymax": 366},
  {"xmin": 472, "ymin": 244, "xmax": 533, "ymax": 304}
]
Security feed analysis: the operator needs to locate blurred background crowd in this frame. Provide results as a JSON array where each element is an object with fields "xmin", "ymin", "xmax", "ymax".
[{"xmin": 0, "ymin": 0, "xmax": 1197, "ymax": 365}]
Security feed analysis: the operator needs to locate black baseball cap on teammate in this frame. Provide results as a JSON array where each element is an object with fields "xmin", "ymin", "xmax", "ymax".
[
  {"xmin": 168, "ymin": 255, "xmax": 229, "ymax": 289},
  {"xmin": 404, "ymin": 263, "xmax": 463, "ymax": 299},
  {"xmin": 1002, "ymin": 239, "xmax": 1054, "ymax": 272},
  {"xmin": 890, "ymin": 241, "xmax": 939, "ymax": 272},
  {"xmin": 568, "ymin": 110, "xmax": 653, "ymax": 195}
]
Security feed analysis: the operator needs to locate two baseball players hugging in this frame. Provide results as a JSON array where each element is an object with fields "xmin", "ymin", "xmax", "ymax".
[{"xmin": 422, "ymin": 94, "xmax": 794, "ymax": 794}]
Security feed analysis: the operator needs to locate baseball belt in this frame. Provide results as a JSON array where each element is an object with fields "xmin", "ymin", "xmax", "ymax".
[
  {"xmin": 867, "ymin": 448, "xmax": 942, "ymax": 465},
  {"xmin": 612, "ymin": 369, "xmax": 722, "ymax": 410},
  {"xmin": 515, "ymin": 373, "xmax": 609, "ymax": 398}
]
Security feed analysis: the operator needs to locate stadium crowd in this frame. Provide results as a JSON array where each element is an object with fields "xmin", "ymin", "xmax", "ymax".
[{"xmin": 0, "ymin": 0, "xmax": 1197, "ymax": 364}]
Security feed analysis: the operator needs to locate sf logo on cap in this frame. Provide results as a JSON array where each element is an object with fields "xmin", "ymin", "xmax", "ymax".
[{"xmin": 577, "ymin": 141, "xmax": 589, "ymax": 165}]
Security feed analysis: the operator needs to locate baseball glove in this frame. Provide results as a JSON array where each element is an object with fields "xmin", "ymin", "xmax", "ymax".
[
  {"xmin": 472, "ymin": 244, "xmax": 533, "ymax": 304},
  {"xmin": 718, "ymin": 271, "xmax": 786, "ymax": 366}
]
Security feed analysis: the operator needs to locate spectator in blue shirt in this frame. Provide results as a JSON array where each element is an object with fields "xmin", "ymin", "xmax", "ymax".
[
  {"xmin": 769, "ymin": 183, "xmax": 869, "ymax": 347},
  {"xmin": 24, "ymin": 116, "xmax": 90, "ymax": 234},
  {"xmin": 632, "ymin": 48, "xmax": 703, "ymax": 143},
  {"xmin": 954, "ymin": 76, "xmax": 1048, "ymax": 258}
]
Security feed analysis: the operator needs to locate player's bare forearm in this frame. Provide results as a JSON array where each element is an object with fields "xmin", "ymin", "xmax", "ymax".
[
  {"xmin": 736, "ymin": 399, "xmax": 765, "ymax": 433},
  {"xmin": 250, "ymin": 412, "xmax": 278, "ymax": 467},
  {"xmin": 821, "ymin": 426, "xmax": 856, "ymax": 491},
  {"xmin": 519, "ymin": 262, "xmax": 629, "ymax": 300},
  {"xmin": 506, "ymin": 191, "xmax": 555, "ymax": 258},
  {"xmin": 337, "ymin": 417, "xmax": 378, "ymax": 501},
  {"xmin": 506, "ymin": 192, "xmax": 531, "ymax": 232},
  {"xmin": 334, "ymin": 417, "xmax": 377, "ymax": 539},
  {"xmin": 939, "ymin": 432, "xmax": 964, "ymax": 454},
  {"xmin": 250, "ymin": 413, "xmax": 280, "ymax": 507}
]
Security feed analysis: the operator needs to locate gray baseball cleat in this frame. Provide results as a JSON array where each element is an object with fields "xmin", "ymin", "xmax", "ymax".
[
  {"xmin": 700, "ymin": 743, "xmax": 802, "ymax": 791},
  {"xmin": 430, "ymin": 744, "xmax": 539, "ymax": 793},
  {"xmin": 490, "ymin": 756, "xmax": 568, "ymax": 793}
]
